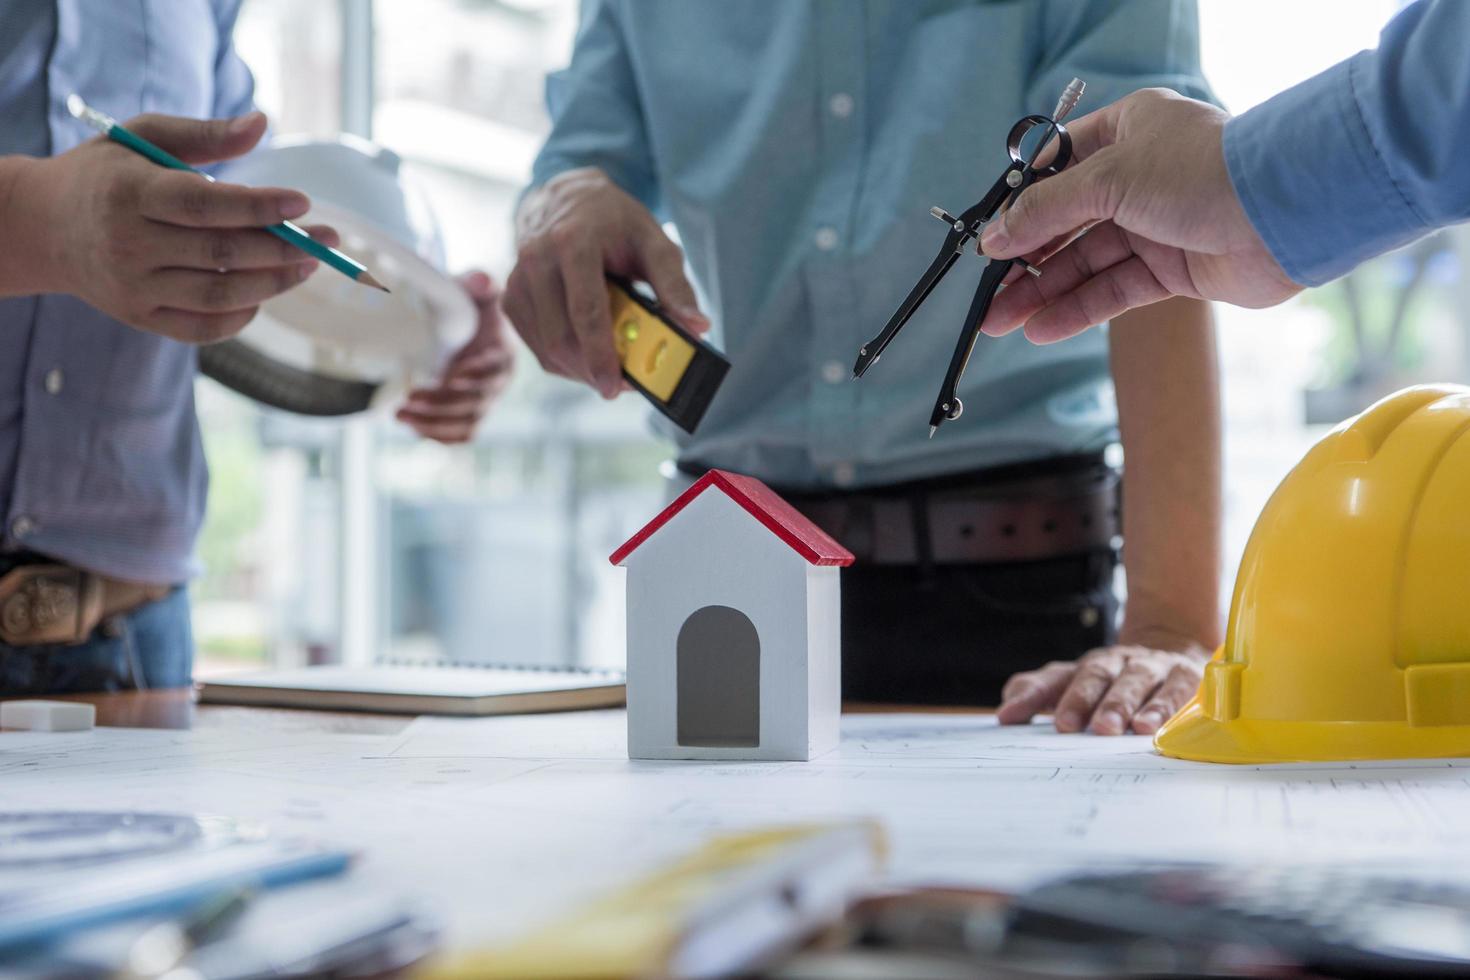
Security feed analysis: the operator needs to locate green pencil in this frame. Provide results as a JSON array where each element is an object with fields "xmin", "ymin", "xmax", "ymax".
[{"xmin": 67, "ymin": 94, "xmax": 388, "ymax": 293}]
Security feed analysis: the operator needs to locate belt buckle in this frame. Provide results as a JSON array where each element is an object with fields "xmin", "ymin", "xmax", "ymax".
[{"xmin": 0, "ymin": 565, "xmax": 89, "ymax": 646}]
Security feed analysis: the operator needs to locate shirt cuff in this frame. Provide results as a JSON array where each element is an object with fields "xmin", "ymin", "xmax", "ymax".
[{"xmin": 1222, "ymin": 55, "xmax": 1428, "ymax": 288}]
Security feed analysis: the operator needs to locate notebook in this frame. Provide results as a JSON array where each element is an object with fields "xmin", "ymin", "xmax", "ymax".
[{"xmin": 199, "ymin": 662, "xmax": 625, "ymax": 716}]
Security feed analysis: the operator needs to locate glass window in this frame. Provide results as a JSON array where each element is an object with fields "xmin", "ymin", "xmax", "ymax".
[
  {"xmin": 216, "ymin": 0, "xmax": 666, "ymax": 676},
  {"xmin": 368, "ymin": 0, "xmax": 665, "ymax": 670},
  {"xmin": 193, "ymin": 0, "xmax": 346, "ymax": 677},
  {"xmin": 232, "ymin": 0, "xmax": 343, "ymax": 138},
  {"xmin": 1198, "ymin": 0, "xmax": 1466, "ymax": 592}
]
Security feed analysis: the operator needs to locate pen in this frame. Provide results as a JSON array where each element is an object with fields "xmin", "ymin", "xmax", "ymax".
[
  {"xmin": 120, "ymin": 886, "xmax": 254, "ymax": 979},
  {"xmin": 67, "ymin": 94, "xmax": 389, "ymax": 293}
]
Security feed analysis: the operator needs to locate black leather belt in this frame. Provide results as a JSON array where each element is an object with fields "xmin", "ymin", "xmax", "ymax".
[{"xmin": 680, "ymin": 454, "xmax": 1120, "ymax": 566}]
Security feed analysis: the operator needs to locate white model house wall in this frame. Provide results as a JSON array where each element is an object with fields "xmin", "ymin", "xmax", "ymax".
[
  {"xmin": 623, "ymin": 487, "xmax": 837, "ymax": 760},
  {"xmin": 804, "ymin": 562, "xmax": 841, "ymax": 756}
]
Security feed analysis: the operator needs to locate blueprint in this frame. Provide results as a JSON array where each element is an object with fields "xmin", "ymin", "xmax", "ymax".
[{"xmin": 5, "ymin": 711, "xmax": 1470, "ymax": 952}]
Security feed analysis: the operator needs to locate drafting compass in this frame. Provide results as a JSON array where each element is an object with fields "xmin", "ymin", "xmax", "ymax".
[{"xmin": 852, "ymin": 78, "xmax": 1086, "ymax": 436}]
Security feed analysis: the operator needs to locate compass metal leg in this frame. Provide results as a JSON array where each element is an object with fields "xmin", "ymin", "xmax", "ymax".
[
  {"xmin": 927, "ymin": 258, "xmax": 1011, "ymax": 436},
  {"xmin": 853, "ymin": 249, "xmax": 960, "ymax": 377}
]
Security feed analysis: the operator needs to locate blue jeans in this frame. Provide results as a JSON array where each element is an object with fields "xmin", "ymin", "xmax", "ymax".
[{"xmin": 0, "ymin": 586, "xmax": 193, "ymax": 695}]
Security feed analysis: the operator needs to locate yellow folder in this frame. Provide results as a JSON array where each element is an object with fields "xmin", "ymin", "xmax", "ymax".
[{"xmin": 423, "ymin": 822, "xmax": 884, "ymax": 979}]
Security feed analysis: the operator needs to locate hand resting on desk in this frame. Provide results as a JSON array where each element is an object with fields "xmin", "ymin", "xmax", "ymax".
[{"xmin": 997, "ymin": 642, "xmax": 1210, "ymax": 736}]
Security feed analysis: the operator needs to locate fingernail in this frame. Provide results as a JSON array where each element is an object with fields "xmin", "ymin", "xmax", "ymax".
[
  {"xmin": 1092, "ymin": 710, "xmax": 1123, "ymax": 735},
  {"xmin": 279, "ymin": 195, "xmax": 310, "ymax": 220},
  {"xmin": 980, "ymin": 315, "xmax": 1012, "ymax": 338},
  {"xmin": 297, "ymin": 260, "xmax": 318, "ymax": 281},
  {"xmin": 981, "ymin": 223, "xmax": 1009, "ymax": 253},
  {"xmin": 228, "ymin": 112, "xmax": 262, "ymax": 135},
  {"xmin": 1056, "ymin": 710, "xmax": 1083, "ymax": 732},
  {"xmin": 1133, "ymin": 709, "xmax": 1164, "ymax": 734}
]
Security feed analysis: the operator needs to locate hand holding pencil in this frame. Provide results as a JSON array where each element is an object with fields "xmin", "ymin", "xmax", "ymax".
[{"xmin": 0, "ymin": 105, "xmax": 365, "ymax": 344}]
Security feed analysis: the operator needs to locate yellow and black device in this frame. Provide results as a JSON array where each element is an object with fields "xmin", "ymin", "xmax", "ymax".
[{"xmin": 608, "ymin": 277, "xmax": 730, "ymax": 434}]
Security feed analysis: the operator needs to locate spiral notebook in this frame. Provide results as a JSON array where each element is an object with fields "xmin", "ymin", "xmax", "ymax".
[{"xmin": 199, "ymin": 662, "xmax": 625, "ymax": 716}]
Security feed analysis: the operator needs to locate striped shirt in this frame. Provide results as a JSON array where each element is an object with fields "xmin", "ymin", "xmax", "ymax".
[{"xmin": 0, "ymin": 0, "xmax": 255, "ymax": 583}]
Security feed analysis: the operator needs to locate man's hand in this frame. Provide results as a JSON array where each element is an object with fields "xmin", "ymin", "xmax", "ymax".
[
  {"xmin": 977, "ymin": 88, "xmax": 1301, "ymax": 344},
  {"xmin": 396, "ymin": 271, "xmax": 515, "ymax": 445},
  {"xmin": 505, "ymin": 167, "xmax": 708, "ymax": 398},
  {"xmin": 3, "ymin": 111, "xmax": 336, "ymax": 344},
  {"xmin": 996, "ymin": 643, "xmax": 1211, "ymax": 736}
]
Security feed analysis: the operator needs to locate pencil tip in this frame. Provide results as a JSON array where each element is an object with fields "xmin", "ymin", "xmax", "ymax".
[
  {"xmin": 928, "ymin": 425, "xmax": 938, "ymax": 439},
  {"xmin": 359, "ymin": 272, "xmax": 390, "ymax": 293}
]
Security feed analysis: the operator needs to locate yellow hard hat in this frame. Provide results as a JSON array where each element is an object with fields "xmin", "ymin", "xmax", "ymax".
[{"xmin": 1156, "ymin": 384, "xmax": 1470, "ymax": 764}]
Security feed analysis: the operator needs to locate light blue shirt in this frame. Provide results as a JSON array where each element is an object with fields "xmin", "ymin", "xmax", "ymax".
[
  {"xmin": 0, "ymin": 0, "xmax": 255, "ymax": 584},
  {"xmin": 533, "ymin": 0, "xmax": 1213, "ymax": 489},
  {"xmin": 1225, "ymin": 0, "xmax": 1470, "ymax": 287}
]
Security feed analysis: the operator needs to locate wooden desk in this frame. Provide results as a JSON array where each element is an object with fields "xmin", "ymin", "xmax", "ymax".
[
  {"xmin": 24, "ymin": 688, "xmax": 416, "ymax": 735},
  {"xmin": 9, "ymin": 690, "xmax": 986, "ymax": 734}
]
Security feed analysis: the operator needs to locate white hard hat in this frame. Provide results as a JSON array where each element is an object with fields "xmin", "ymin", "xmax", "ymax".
[{"xmin": 205, "ymin": 135, "xmax": 474, "ymax": 415}]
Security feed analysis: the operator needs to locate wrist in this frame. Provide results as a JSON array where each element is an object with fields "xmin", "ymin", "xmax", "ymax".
[
  {"xmin": 0, "ymin": 156, "xmax": 64, "ymax": 295},
  {"xmin": 1116, "ymin": 618, "xmax": 1214, "ymax": 656},
  {"xmin": 1121, "ymin": 574, "xmax": 1222, "ymax": 654},
  {"xmin": 516, "ymin": 167, "xmax": 608, "ymax": 241}
]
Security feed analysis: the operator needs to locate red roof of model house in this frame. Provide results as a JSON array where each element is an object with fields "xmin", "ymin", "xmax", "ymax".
[{"xmin": 610, "ymin": 469, "xmax": 856, "ymax": 568}]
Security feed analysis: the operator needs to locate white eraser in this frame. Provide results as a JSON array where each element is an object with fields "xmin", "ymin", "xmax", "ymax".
[{"xmin": 0, "ymin": 700, "xmax": 96, "ymax": 732}]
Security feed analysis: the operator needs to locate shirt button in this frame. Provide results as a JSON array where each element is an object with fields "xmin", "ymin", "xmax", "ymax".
[
  {"xmin": 814, "ymin": 227, "xmax": 840, "ymax": 252},
  {"xmin": 821, "ymin": 361, "xmax": 846, "ymax": 385},
  {"xmin": 829, "ymin": 92, "xmax": 854, "ymax": 119},
  {"xmin": 10, "ymin": 516, "xmax": 36, "ymax": 539},
  {"xmin": 832, "ymin": 462, "xmax": 856, "ymax": 487},
  {"xmin": 44, "ymin": 369, "xmax": 63, "ymax": 396}
]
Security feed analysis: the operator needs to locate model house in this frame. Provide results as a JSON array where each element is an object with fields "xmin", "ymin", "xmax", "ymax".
[{"xmin": 610, "ymin": 469, "xmax": 855, "ymax": 761}]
